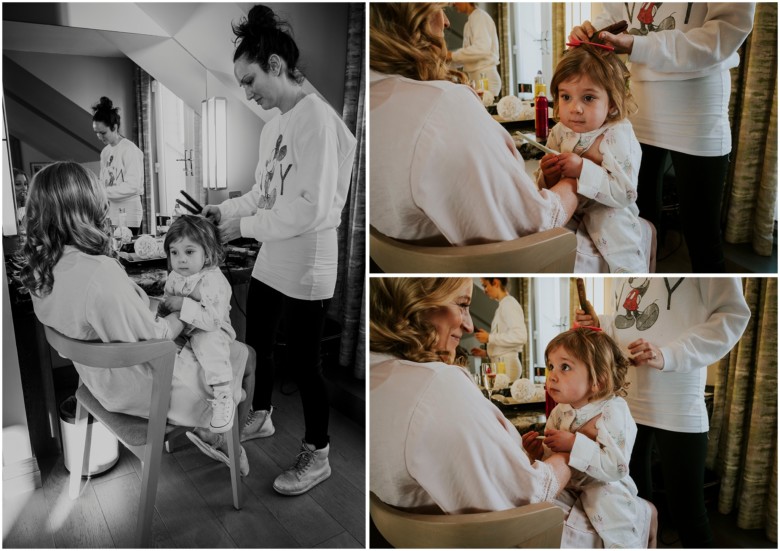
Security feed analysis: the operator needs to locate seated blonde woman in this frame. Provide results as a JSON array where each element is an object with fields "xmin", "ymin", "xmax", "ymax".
[
  {"xmin": 370, "ymin": 3, "xmax": 645, "ymax": 272},
  {"xmin": 370, "ymin": 277, "xmax": 655, "ymax": 547}
]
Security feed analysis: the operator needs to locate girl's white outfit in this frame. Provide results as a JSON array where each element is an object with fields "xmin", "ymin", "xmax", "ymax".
[
  {"xmin": 544, "ymin": 397, "xmax": 649, "ymax": 548},
  {"xmin": 163, "ymin": 266, "xmax": 236, "ymax": 387},
  {"xmin": 217, "ymin": 94, "xmax": 356, "ymax": 301},
  {"xmin": 591, "ymin": 3, "xmax": 755, "ymax": 156},
  {"xmin": 31, "ymin": 247, "xmax": 246, "ymax": 427},
  {"xmin": 486, "ymin": 295, "xmax": 527, "ymax": 380},
  {"xmin": 451, "ymin": 7, "xmax": 502, "ymax": 95},
  {"xmin": 601, "ymin": 277, "xmax": 751, "ymax": 432},
  {"xmin": 540, "ymin": 119, "xmax": 647, "ymax": 273},
  {"xmin": 370, "ymin": 352, "xmax": 603, "ymax": 547},
  {"xmin": 99, "ymin": 138, "xmax": 145, "ymax": 227}
]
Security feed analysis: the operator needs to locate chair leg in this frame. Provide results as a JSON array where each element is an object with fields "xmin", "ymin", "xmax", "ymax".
[
  {"xmin": 69, "ymin": 401, "xmax": 93, "ymax": 499},
  {"xmin": 226, "ymin": 410, "xmax": 242, "ymax": 509},
  {"xmin": 135, "ymin": 432, "xmax": 166, "ymax": 547}
]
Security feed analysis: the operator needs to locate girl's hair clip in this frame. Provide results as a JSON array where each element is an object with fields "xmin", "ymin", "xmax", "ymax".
[
  {"xmin": 566, "ymin": 38, "xmax": 615, "ymax": 52},
  {"xmin": 572, "ymin": 325, "xmax": 603, "ymax": 332}
]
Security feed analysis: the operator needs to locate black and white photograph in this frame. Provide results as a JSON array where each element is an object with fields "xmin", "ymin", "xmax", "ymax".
[{"xmin": 3, "ymin": 3, "xmax": 365, "ymax": 548}]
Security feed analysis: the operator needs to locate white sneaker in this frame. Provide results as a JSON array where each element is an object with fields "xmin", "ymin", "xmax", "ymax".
[
  {"xmin": 186, "ymin": 430, "xmax": 249, "ymax": 476},
  {"xmin": 272, "ymin": 441, "xmax": 331, "ymax": 496},
  {"xmin": 210, "ymin": 388, "xmax": 234, "ymax": 433},
  {"xmin": 240, "ymin": 406, "xmax": 275, "ymax": 442}
]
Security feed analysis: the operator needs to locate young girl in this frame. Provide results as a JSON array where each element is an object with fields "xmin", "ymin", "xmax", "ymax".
[
  {"xmin": 161, "ymin": 215, "xmax": 237, "ymax": 433},
  {"xmin": 537, "ymin": 44, "xmax": 647, "ymax": 273},
  {"xmin": 524, "ymin": 326, "xmax": 653, "ymax": 548}
]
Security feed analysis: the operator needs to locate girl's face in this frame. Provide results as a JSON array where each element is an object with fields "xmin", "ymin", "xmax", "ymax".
[
  {"xmin": 425, "ymin": 280, "xmax": 475, "ymax": 359},
  {"xmin": 235, "ymin": 55, "xmax": 281, "ymax": 112},
  {"xmin": 92, "ymin": 121, "xmax": 120, "ymax": 147},
  {"xmin": 169, "ymin": 236, "xmax": 206, "ymax": 277},
  {"xmin": 546, "ymin": 346, "xmax": 593, "ymax": 409},
  {"xmin": 427, "ymin": 6, "xmax": 450, "ymax": 38},
  {"xmin": 557, "ymin": 74, "xmax": 613, "ymax": 133}
]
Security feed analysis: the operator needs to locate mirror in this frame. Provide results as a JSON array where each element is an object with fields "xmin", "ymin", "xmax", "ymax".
[{"xmin": 2, "ymin": 8, "xmax": 207, "ymax": 237}]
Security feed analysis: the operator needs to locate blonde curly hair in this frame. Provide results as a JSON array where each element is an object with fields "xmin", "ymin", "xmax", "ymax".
[
  {"xmin": 370, "ymin": 277, "xmax": 472, "ymax": 365},
  {"xmin": 370, "ymin": 3, "xmax": 467, "ymax": 84}
]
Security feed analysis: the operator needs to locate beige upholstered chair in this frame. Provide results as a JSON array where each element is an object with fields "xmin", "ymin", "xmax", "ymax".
[
  {"xmin": 369, "ymin": 226, "xmax": 576, "ymax": 273},
  {"xmin": 370, "ymin": 491, "xmax": 564, "ymax": 548},
  {"xmin": 44, "ymin": 326, "xmax": 243, "ymax": 548}
]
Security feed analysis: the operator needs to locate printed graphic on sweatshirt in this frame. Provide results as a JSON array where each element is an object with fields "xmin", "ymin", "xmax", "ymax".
[
  {"xmin": 614, "ymin": 277, "xmax": 685, "ymax": 330},
  {"xmin": 258, "ymin": 134, "xmax": 292, "ymax": 210},
  {"xmin": 622, "ymin": 3, "xmax": 695, "ymax": 36},
  {"xmin": 104, "ymin": 155, "xmax": 124, "ymax": 187}
]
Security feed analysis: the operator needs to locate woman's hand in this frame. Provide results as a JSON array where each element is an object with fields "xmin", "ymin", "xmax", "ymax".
[
  {"xmin": 540, "ymin": 154, "xmax": 562, "ymax": 188},
  {"xmin": 202, "ymin": 205, "xmax": 222, "ymax": 224},
  {"xmin": 217, "ymin": 217, "xmax": 242, "ymax": 243},
  {"xmin": 574, "ymin": 308, "xmax": 600, "ymax": 328},
  {"xmin": 556, "ymin": 153, "xmax": 583, "ymax": 179},
  {"xmin": 474, "ymin": 328, "xmax": 490, "ymax": 344},
  {"xmin": 627, "ymin": 338, "xmax": 665, "ymax": 370},
  {"xmin": 522, "ymin": 430, "xmax": 544, "ymax": 461},
  {"xmin": 163, "ymin": 295, "xmax": 184, "ymax": 313},
  {"xmin": 164, "ymin": 311, "xmax": 185, "ymax": 339},
  {"xmin": 544, "ymin": 428, "xmax": 575, "ymax": 453},
  {"xmin": 470, "ymin": 347, "xmax": 487, "ymax": 358},
  {"xmin": 596, "ymin": 30, "xmax": 634, "ymax": 55},
  {"xmin": 569, "ymin": 21, "xmax": 596, "ymax": 42}
]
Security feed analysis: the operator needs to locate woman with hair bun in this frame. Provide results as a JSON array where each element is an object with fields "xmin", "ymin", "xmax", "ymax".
[
  {"xmin": 91, "ymin": 96, "xmax": 145, "ymax": 234},
  {"xmin": 202, "ymin": 4, "xmax": 357, "ymax": 495}
]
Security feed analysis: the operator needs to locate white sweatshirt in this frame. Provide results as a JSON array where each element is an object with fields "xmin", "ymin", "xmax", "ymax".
[
  {"xmin": 99, "ymin": 138, "xmax": 145, "ymax": 227},
  {"xmin": 486, "ymin": 295, "xmax": 527, "ymax": 381},
  {"xmin": 601, "ymin": 277, "xmax": 750, "ymax": 432},
  {"xmin": 218, "ymin": 94, "xmax": 356, "ymax": 300},
  {"xmin": 451, "ymin": 7, "xmax": 501, "ymax": 93}
]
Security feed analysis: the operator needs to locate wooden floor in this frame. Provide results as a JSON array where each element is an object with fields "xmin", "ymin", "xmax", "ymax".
[{"xmin": 3, "ymin": 379, "xmax": 365, "ymax": 548}]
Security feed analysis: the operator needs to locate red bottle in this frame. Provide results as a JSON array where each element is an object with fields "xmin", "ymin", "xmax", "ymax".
[{"xmin": 535, "ymin": 89, "xmax": 549, "ymax": 142}]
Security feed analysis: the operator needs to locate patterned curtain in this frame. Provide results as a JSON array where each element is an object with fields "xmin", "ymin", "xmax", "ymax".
[
  {"xmin": 496, "ymin": 3, "xmax": 511, "ymax": 97},
  {"xmin": 551, "ymin": 3, "xmax": 567, "ymax": 72},
  {"xmin": 328, "ymin": 2, "xmax": 366, "ymax": 380},
  {"xmin": 723, "ymin": 4, "xmax": 778, "ymax": 256},
  {"xmin": 133, "ymin": 66, "xmax": 153, "ymax": 235},
  {"xmin": 707, "ymin": 278, "xmax": 777, "ymax": 541}
]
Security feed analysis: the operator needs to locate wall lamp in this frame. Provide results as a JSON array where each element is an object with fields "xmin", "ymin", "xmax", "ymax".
[{"xmin": 201, "ymin": 97, "xmax": 227, "ymax": 189}]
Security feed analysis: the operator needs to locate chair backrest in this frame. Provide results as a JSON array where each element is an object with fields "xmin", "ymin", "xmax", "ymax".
[
  {"xmin": 370, "ymin": 492, "xmax": 564, "ymax": 548},
  {"xmin": 43, "ymin": 326, "xmax": 178, "ymax": 427},
  {"xmin": 369, "ymin": 226, "xmax": 576, "ymax": 273}
]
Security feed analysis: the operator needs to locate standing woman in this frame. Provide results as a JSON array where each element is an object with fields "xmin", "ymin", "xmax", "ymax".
[
  {"xmin": 470, "ymin": 277, "xmax": 527, "ymax": 381},
  {"xmin": 203, "ymin": 5, "xmax": 357, "ymax": 495},
  {"xmin": 446, "ymin": 3, "xmax": 502, "ymax": 95},
  {"xmin": 92, "ymin": 96, "xmax": 145, "ymax": 234}
]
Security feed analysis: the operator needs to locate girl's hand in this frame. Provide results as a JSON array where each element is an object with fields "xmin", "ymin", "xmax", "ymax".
[
  {"xmin": 556, "ymin": 153, "xmax": 583, "ymax": 179},
  {"xmin": 540, "ymin": 154, "xmax": 562, "ymax": 188},
  {"xmin": 163, "ymin": 296, "xmax": 184, "ymax": 313},
  {"xmin": 627, "ymin": 338, "xmax": 665, "ymax": 370},
  {"xmin": 201, "ymin": 205, "xmax": 222, "ymax": 224},
  {"xmin": 568, "ymin": 21, "xmax": 596, "ymax": 42},
  {"xmin": 217, "ymin": 217, "xmax": 243, "ymax": 243},
  {"xmin": 474, "ymin": 328, "xmax": 490, "ymax": 344},
  {"xmin": 470, "ymin": 347, "xmax": 487, "ymax": 358},
  {"xmin": 522, "ymin": 430, "xmax": 544, "ymax": 461},
  {"xmin": 574, "ymin": 308, "xmax": 600, "ymax": 328},
  {"xmin": 544, "ymin": 428, "xmax": 575, "ymax": 453}
]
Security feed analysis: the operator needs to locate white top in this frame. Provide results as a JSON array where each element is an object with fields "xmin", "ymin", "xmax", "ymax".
[
  {"xmin": 487, "ymin": 295, "xmax": 527, "ymax": 381},
  {"xmin": 451, "ymin": 7, "xmax": 500, "ymax": 76},
  {"xmin": 163, "ymin": 266, "xmax": 235, "ymax": 339},
  {"xmin": 370, "ymin": 352, "xmax": 559, "ymax": 513},
  {"xmin": 31, "ymin": 246, "xmax": 246, "ymax": 426},
  {"xmin": 601, "ymin": 277, "xmax": 751, "ymax": 432},
  {"xmin": 369, "ymin": 71, "xmax": 569, "ymax": 245},
  {"xmin": 218, "ymin": 94, "xmax": 356, "ymax": 300},
  {"xmin": 99, "ymin": 138, "xmax": 145, "ymax": 227},
  {"xmin": 591, "ymin": 3, "xmax": 755, "ymax": 155}
]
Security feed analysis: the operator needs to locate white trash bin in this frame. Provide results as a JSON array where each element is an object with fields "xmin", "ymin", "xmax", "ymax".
[{"xmin": 59, "ymin": 396, "xmax": 119, "ymax": 476}]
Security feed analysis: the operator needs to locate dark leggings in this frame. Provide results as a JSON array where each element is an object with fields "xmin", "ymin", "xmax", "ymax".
[
  {"xmin": 245, "ymin": 278, "xmax": 331, "ymax": 449},
  {"xmin": 631, "ymin": 424, "xmax": 713, "ymax": 548},
  {"xmin": 636, "ymin": 144, "xmax": 729, "ymax": 273}
]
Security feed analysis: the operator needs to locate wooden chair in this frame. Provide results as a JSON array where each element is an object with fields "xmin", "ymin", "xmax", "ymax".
[
  {"xmin": 43, "ymin": 326, "xmax": 242, "ymax": 548},
  {"xmin": 370, "ymin": 226, "xmax": 576, "ymax": 273},
  {"xmin": 370, "ymin": 491, "xmax": 564, "ymax": 548}
]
